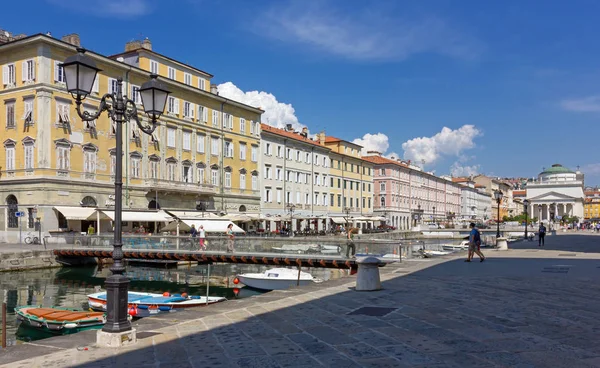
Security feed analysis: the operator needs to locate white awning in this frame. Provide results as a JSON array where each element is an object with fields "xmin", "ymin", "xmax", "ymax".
[
  {"xmin": 330, "ymin": 217, "xmax": 348, "ymax": 224},
  {"xmin": 53, "ymin": 206, "xmax": 97, "ymax": 221},
  {"xmin": 99, "ymin": 210, "xmax": 173, "ymax": 222},
  {"xmin": 166, "ymin": 210, "xmax": 226, "ymax": 220},
  {"xmin": 162, "ymin": 220, "xmax": 245, "ymax": 233}
]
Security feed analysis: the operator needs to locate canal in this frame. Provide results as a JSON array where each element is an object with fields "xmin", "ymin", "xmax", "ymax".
[{"xmin": 0, "ymin": 262, "xmax": 348, "ymax": 346}]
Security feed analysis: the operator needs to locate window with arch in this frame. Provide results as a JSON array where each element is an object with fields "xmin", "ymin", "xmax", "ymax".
[
  {"xmin": 22, "ymin": 137, "xmax": 35, "ymax": 171},
  {"xmin": 130, "ymin": 152, "xmax": 142, "ymax": 178},
  {"xmin": 166, "ymin": 157, "xmax": 177, "ymax": 181},
  {"xmin": 83, "ymin": 144, "xmax": 98, "ymax": 175},
  {"xmin": 4, "ymin": 139, "xmax": 16, "ymax": 171},
  {"xmin": 149, "ymin": 155, "xmax": 160, "ymax": 179},
  {"xmin": 182, "ymin": 160, "xmax": 193, "ymax": 183},
  {"xmin": 6, "ymin": 195, "xmax": 18, "ymax": 228},
  {"xmin": 81, "ymin": 196, "xmax": 97, "ymax": 207},
  {"xmin": 55, "ymin": 139, "xmax": 72, "ymax": 171},
  {"xmin": 196, "ymin": 162, "xmax": 206, "ymax": 184},
  {"xmin": 251, "ymin": 171, "xmax": 258, "ymax": 190}
]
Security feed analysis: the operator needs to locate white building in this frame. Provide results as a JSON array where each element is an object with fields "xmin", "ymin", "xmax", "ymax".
[
  {"xmin": 526, "ymin": 164, "xmax": 584, "ymax": 223},
  {"xmin": 260, "ymin": 124, "xmax": 331, "ymax": 233}
]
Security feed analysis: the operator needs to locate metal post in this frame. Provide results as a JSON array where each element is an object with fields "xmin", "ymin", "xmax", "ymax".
[
  {"xmin": 205, "ymin": 264, "xmax": 211, "ymax": 306},
  {"xmin": 524, "ymin": 207, "xmax": 528, "ymax": 240},
  {"xmin": 496, "ymin": 201, "xmax": 501, "ymax": 239},
  {"xmin": 102, "ymin": 78, "xmax": 131, "ymax": 333},
  {"xmin": 297, "ymin": 264, "xmax": 301, "ymax": 286},
  {"xmin": 19, "ymin": 215, "xmax": 22, "ymax": 244},
  {"xmin": 2, "ymin": 302, "xmax": 6, "ymax": 348}
]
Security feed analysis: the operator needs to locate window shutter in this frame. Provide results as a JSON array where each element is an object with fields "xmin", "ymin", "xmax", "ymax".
[
  {"xmin": 21, "ymin": 61, "xmax": 27, "ymax": 82},
  {"xmin": 54, "ymin": 61, "xmax": 60, "ymax": 82},
  {"xmin": 174, "ymin": 98, "xmax": 179, "ymax": 115},
  {"xmin": 31, "ymin": 60, "xmax": 35, "ymax": 80},
  {"xmin": 92, "ymin": 77, "xmax": 99, "ymax": 93},
  {"xmin": 190, "ymin": 103, "xmax": 195, "ymax": 119},
  {"xmin": 2, "ymin": 65, "xmax": 7, "ymax": 84},
  {"xmin": 222, "ymin": 114, "xmax": 227, "ymax": 128},
  {"xmin": 203, "ymin": 107, "xmax": 208, "ymax": 122}
]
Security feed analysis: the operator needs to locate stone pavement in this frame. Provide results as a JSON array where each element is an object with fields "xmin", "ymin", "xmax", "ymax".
[{"xmin": 3, "ymin": 234, "xmax": 600, "ymax": 367}]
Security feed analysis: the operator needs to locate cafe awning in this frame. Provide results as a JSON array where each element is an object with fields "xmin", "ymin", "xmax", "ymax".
[
  {"xmin": 53, "ymin": 206, "xmax": 97, "ymax": 221},
  {"xmin": 166, "ymin": 210, "xmax": 226, "ymax": 220},
  {"xmin": 99, "ymin": 210, "xmax": 173, "ymax": 222},
  {"xmin": 330, "ymin": 217, "xmax": 348, "ymax": 224},
  {"xmin": 162, "ymin": 219, "xmax": 245, "ymax": 233}
]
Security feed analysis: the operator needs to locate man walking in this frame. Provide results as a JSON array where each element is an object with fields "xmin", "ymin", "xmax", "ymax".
[
  {"xmin": 346, "ymin": 227, "xmax": 356, "ymax": 258},
  {"xmin": 465, "ymin": 222, "xmax": 485, "ymax": 262},
  {"xmin": 538, "ymin": 223, "xmax": 546, "ymax": 247}
]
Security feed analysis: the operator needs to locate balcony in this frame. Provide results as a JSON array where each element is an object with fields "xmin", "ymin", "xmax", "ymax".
[{"xmin": 143, "ymin": 178, "xmax": 218, "ymax": 194}]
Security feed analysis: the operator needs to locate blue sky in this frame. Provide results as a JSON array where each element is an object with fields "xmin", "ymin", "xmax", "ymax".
[{"xmin": 5, "ymin": 0, "xmax": 600, "ymax": 184}]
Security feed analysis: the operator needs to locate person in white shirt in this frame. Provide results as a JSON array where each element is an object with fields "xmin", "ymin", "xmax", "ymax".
[{"xmin": 198, "ymin": 225, "xmax": 206, "ymax": 250}]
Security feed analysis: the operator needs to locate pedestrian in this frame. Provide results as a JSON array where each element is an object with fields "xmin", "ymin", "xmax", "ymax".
[
  {"xmin": 465, "ymin": 222, "xmax": 485, "ymax": 262},
  {"xmin": 198, "ymin": 225, "xmax": 206, "ymax": 250},
  {"xmin": 190, "ymin": 224, "xmax": 198, "ymax": 238},
  {"xmin": 226, "ymin": 223, "xmax": 235, "ymax": 252},
  {"xmin": 346, "ymin": 227, "xmax": 356, "ymax": 258},
  {"xmin": 87, "ymin": 224, "xmax": 95, "ymax": 236},
  {"xmin": 538, "ymin": 223, "xmax": 546, "ymax": 247}
]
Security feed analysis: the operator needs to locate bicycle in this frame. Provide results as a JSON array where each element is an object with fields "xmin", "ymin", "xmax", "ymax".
[{"xmin": 24, "ymin": 232, "xmax": 40, "ymax": 245}]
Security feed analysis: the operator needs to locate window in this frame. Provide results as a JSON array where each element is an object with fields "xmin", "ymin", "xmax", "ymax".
[
  {"xmin": 27, "ymin": 208, "xmax": 34, "ymax": 228},
  {"xmin": 211, "ymin": 137, "xmax": 219, "ymax": 156},
  {"xmin": 110, "ymin": 152, "xmax": 116, "ymax": 176},
  {"xmin": 381, "ymin": 168, "xmax": 386, "ymax": 175},
  {"xmin": 108, "ymin": 78, "xmax": 118, "ymax": 94},
  {"xmin": 305, "ymin": 153, "xmax": 310, "ymax": 163},
  {"xmin": 130, "ymin": 154, "xmax": 141, "ymax": 178},
  {"xmin": 315, "ymin": 154, "xmax": 319, "ymax": 165},
  {"xmin": 197, "ymin": 134, "xmax": 205, "ymax": 153},
  {"xmin": 131, "ymin": 85, "xmax": 141, "ymax": 104},
  {"xmin": 182, "ymin": 131, "xmax": 191, "ymax": 150},
  {"xmin": 314, "ymin": 193, "xmax": 319, "ymax": 205},
  {"xmin": 198, "ymin": 105, "xmax": 208, "ymax": 122},
  {"xmin": 56, "ymin": 102, "xmax": 70, "ymax": 126},
  {"xmin": 5, "ymin": 102, "xmax": 15, "ymax": 128},
  {"xmin": 323, "ymin": 193, "xmax": 327, "ymax": 206},
  {"xmin": 296, "ymin": 150, "xmax": 300, "ymax": 161},
  {"xmin": 182, "ymin": 164, "xmax": 192, "ymax": 183},
  {"xmin": 250, "ymin": 121, "xmax": 255, "ymax": 135},
  {"xmin": 149, "ymin": 158, "xmax": 159, "ymax": 179},
  {"xmin": 211, "ymin": 169, "xmax": 218, "ymax": 186},
  {"xmin": 23, "ymin": 99, "xmax": 34, "ymax": 126},
  {"xmin": 183, "ymin": 101, "xmax": 195, "ymax": 119},
  {"xmin": 240, "ymin": 143, "xmax": 246, "ymax": 160},
  {"xmin": 330, "ymin": 194, "xmax": 334, "ymax": 206},
  {"xmin": 53, "ymin": 61, "xmax": 65, "ymax": 83},
  {"xmin": 264, "ymin": 189, "xmax": 271, "ymax": 202},
  {"xmin": 240, "ymin": 118, "xmax": 246, "ymax": 133},
  {"xmin": 277, "ymin": 146, "xmax": 282, "ymax": 157},
  {"xmin": 198, "ymin": 78, "xmax": 206, "ymax": 90},
  {"xmin": 225, "ymin": 172, "xmax": 231, "ymax": 188},
  {"xmin": 251, "ymin": 146, "xmax": 258, "ymax": 162},
  {"xmin": 167, "ymin": 97, "xmax": 179, "ymax": 115},
  {"xmin": 286, "ymin": 148, "xmax": 291, "ymax": 159},
  {"xmin": 24, "ymin": 141, "xmax": 34, "ymax": 170},
  {"xmin": 381, "ymin": 196, "xmax": 385, "ymax": 207},
  {"xmin": 252, "ymin": 174, "xmax": 258, "ymax": 190},
  {"xmin": 212, "ymin": 110, "xmax": 219, "ymax": 127},
  {"xmin": 5, "ymin": 143, "xmax": 15, "ymax": 171},
  {"xmin": 184, "ymin": 72, "xmax": 192, "ymax": 85},
  {"xmin": 287, "ymin": 191, "xmax": 292, "ymax": 203},
  {"xmin": 197, "ymin": 166, "xmax": 205, "ymax": 184},
  {"xmin": 337, "ymin": 195, "xmax": 341, "ymax": 207},
  {"xmin": 223, "ymin": 113, "xmax": 233, "ymax": 129},
  {"xmin": 150, "ymin": 60, "xmax": 159, "ymax": 74},
  {"xmin": 56, "ymin": 144, "xmax": 70, "ymax": 171},
  {"xmin": 277, "ymin": 189, "xmax": 282, "ymax": 203},
  {"xmin": 240, "ymin": 173, "xmax": 246, "ymax": 190},
  {"xmin": 167, "ymin": 161, "xmax": 177, "ymax": 181},
  {"xmin": 305, "ymin": 193, "xmax": 310, "ymax": 205},
  {"xmin": 6, "ymin": 195, "xmax": 17, "ymax": 228},
  {"xmin": 83, "ymin": 147, "xmax": 97, "ymax": 174},
  {"xmin": 381, "ymin": 182, "xmax": 386, "ymax": 191},
  {"xmin": 168, "ymin": 67, "xmax": 176, "ymax": 80},
  {"xmin": 2, "ymin": 63, "xmax": 16, "ymax": 86},
  {"xmin": 22, "ymin": 60, "xmax": 35, "ymax": 82},
  {"xmin": 167, "ymin": 127, "xmax": 176, "ymax": 148},
  {"xmin": 224, "ymin": 141, "xmax": 234, "ymax": 157},
  {"xmin": 264, "ymin": 166, "xmax": 272, "ymax": 179}
]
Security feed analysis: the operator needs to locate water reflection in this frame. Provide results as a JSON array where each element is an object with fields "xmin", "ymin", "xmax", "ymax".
[{"xmin": 0, "ymin": 263, "xmax": 347, "ymax": 346}]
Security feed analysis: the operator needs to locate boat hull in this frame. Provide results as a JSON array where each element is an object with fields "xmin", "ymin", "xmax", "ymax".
[
  {"xmin": 237, "ymin": 275, "xmax": 313, "ymax": 290},
  {"xmin": 15, "ymin": 306, "xmax": 105, "ymax": 335},
  {"xmin": 87, "ymin": 291, "xmax": 226, "ymax": 312}
]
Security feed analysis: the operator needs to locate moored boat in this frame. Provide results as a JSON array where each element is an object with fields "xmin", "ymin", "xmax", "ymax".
[
  {"xmin": 236, "ymin": 267, "xmax": 314, "ymax": 290},
  {"xmin": 442, "ymin": 241, "xmax": 469, "ymax": 251},
  {"xmin": 87, "ymin": 291, "xmax": 226, "ymax": 312},
  {"xmin": 15, "ymin": 306, "xmax": 106, "ymax": 335}
]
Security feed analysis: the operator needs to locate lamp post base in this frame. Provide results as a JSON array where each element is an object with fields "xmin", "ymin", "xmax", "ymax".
[
  {"xmin": 102, "ymin": 273, "xmax": 132, "ymax": 333},
  {"xmin": 97, "ymin": 328, "xmax": 137, "ymax": 348}
]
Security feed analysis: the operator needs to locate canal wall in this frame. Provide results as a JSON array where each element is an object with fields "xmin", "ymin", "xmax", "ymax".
[{"xmin": 0, "ymin": 250, "xmax": 62, "ymax": 272}]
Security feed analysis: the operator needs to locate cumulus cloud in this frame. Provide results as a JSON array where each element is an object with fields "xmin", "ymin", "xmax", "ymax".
[
  {"xmin": 401, "ymin": 125, "xmax": 482, "ymax": 165},
  {"xmin": 450, "ymin": 162, "xmax": 480, "ymax": 177},
  {"xmin": 352, "ymin": 133, "xmax": 389, "ymax": 155},
  {"xmin": 560, "ymin": 95, "xmax": 600, "ymax": 112},
  {"xmin": 255, "ymin": 1, "xmax": 483, "ymax": 62},
  {"xmin": 217, "ymin": 82, "xmax": 303, "ymax": 130}
]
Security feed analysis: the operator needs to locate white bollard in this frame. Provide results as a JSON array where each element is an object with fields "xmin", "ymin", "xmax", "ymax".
[
  {"xmin": 496, "ymin": 237, "xmax": 508, "ymax": 251},
  {"xmin": 355, "ymin": 256, "xmax": 382, "ymax": 291}
]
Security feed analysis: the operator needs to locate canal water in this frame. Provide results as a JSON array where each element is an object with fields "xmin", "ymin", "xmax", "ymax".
[{"xmin": 0, "ymin": 263, "xmax": 348, "ymax": 347}]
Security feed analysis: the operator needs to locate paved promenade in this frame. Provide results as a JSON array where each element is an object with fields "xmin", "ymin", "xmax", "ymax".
[{"xmin": 2, "ymin": 233, "xmax": 600, "ymax": 367}]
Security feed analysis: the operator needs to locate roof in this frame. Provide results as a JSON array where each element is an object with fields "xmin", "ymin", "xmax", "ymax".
[
  {"xmin": 475, "ymin": 184, "xmax": 486, "ymax": 188},
  {"xmin": 361, "ymin": 155, "xmax": 408, "ymax": 168},
  {"xmin": 540, "ymin": 164, "xmax": 574, "ymax": 175},
  {"xmin": 324, "ymin": 136, "xmax": 363, "ymax": 148},
  {"xmin": 451, "ymin": 177, "xmax": 470, "ymax": 183},
  {"xmin": 260, "ymin": 124, "xmax": 328, "ymax": 148},
  {"xmin": 513, "ymin": 190, "xmax": 526, "ymax": 196},
  {"xmin": 109, "ymin": 48, "xmax": 214, "ymax": 78}
]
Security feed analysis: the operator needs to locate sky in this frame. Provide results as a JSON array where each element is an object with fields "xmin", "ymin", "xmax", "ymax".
[{"xmin": 5, "ymin": 0, "xmax": 600, "ymax": 185}]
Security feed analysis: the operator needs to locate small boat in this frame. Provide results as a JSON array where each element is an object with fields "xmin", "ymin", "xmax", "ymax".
[
  {"xmin": 87, "ymin": 291, "xmax": 226, "ymax": 312},
  {"xmin": 442, "ymin": 241, "xmax": 469, "ymax": 251},
  {"xmin": 419, "ymin": 249, "xmax": 452, "ymax": 258},
  {"xmin": 15, "ymin": 306, "xmax": 106, "ymax": 335},
  {"xmin": 236, "ymin": 268, "xmax": 314, "ymax": 290}
]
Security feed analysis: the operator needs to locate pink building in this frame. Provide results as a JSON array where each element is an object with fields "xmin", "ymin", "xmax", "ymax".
[{"xmin": 362, "ymin": 152, "xmax": 462, "ymax": 230}]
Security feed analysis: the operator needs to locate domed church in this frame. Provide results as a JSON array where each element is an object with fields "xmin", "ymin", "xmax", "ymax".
[{"xmin": 526, "ymin": 164, "xmax": 584, "ymax": 224}]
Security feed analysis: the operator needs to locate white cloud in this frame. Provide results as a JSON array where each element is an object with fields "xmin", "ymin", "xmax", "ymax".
[
  {"xmin": 255, "ymin": 1, "xmax": 482, "ymax": 62},
  {"xmin": 450, "ymin": 162, "xmax": 480, "ymax": 177},
  {"xmin": 560, "ymin": 95, "xmax": 600, "ymax": 112},
  {"xmin": 47, "ymin": 0, "xmax": 153, "ymax": 17},
  {"xmin": 217, "ymin": 82, "xmax": 303, "ymax": 130},
  {"xmin": 582, "ymin": 163, "xmax": 600, "ymax": 175},
  {"xmin": 352, "ymin": 133, "xmax": 389, "ymax": 155},
  {"xmin": 401, "ymin": 125, "xmax": 482, "ymax": 166}
]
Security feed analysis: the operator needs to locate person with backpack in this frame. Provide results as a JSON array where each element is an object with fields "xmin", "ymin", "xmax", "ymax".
[
  {"xmin": 538, "ymin": 223, "xmax": 546, "ymax": 246},
  {"xmin": 465, "ymin": 222, "xmax": 486, "ymax": 262}
]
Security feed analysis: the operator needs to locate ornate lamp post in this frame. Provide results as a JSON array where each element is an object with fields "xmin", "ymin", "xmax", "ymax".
[
  {"xmin": 432, "ymin": 206, "xmax": 436, "ymax": 223},
  {"xmin": 61, "ymin": 49, "xmax": 169, "ymax": 336},
  {"xmin": 343, "ymin": 206, "xmax": 351, "ymax": 229},
  {"xmin": 523, "ymin": 199, "xmax": 529, "ymax": 240},
  {"xmin": 286, "ymin": 203, "xmax": 296, "ymax": 237},
  {"xmin": 493, "ymin": 190, "xmax": 503, "ymax": 238}
]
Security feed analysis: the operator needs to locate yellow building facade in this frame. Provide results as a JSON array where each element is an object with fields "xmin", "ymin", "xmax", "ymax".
[
  {"xmin": 0, "ymin": 34, "xmax": 262, "ymax": 239},
  {"xmin": 584, "ymin": 189, "xmax": 600, "ymax": 220},
  {"xmin": 324, "ymin": 136, "xmax": 374, "ymax": 222}
]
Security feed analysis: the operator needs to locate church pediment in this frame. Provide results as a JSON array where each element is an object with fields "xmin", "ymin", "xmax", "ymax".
[{"xmin": 529, "ymin": 191, "xmax": 577, "ymax": 201}]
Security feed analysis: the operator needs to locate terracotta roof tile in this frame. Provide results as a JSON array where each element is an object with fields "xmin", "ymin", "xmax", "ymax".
[
  {"xmin": 260, "ymin": 124, "xmax": 326, "ymax": 148},
  {"xmin": 361, "ymin": 155, "xmax": 408, "ymax": 167}
]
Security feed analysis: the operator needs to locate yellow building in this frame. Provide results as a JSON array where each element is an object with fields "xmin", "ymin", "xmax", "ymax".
[
  {"xmin": 0, "ymin": 33, "xmax": 262, "ymax": 239},
  {"xmin": 584, "ymin": 189, "xmax": 600, "ymax": 220},
  {"xmin": 323, "ymin": 136, "xmax": 373, "ymax": 226}
]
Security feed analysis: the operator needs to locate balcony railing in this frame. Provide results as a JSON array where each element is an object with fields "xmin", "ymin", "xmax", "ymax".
[{"xmin": 143, "ymin": 178, "xmax": 218, "ymax": 193}]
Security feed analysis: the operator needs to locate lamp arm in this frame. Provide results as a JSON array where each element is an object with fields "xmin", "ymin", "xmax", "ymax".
[
  {"xmin": 75, "ymin": 93, "xmax": 114, "ymax": 121},
  {"xmin": 125, "ymin": 99, "xmax": 158, "ymax": 135}
]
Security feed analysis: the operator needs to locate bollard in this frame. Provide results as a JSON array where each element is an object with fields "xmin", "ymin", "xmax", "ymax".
[
  {"xmin": 355, "ymin": 256, "xmax": 382, "ymax": 291},
  {"xmin": 496, "ymin": 237, "xmax": 509, "ymax": 250},
  {"xmin": 2, "ymin": 302, "xmax": 6, "ymax": 348}
]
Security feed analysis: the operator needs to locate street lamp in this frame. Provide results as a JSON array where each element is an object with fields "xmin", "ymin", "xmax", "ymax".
[
  {"xmin": 343, "ymin": 206, "xmax": 351, "ymax": 229},
  {"xmin": 432, "ymin": 206, "xmax": 436, "ymax": 223},
  {"xmin": 286, "ymin": 203, "xmax": 296, "ymax": 237},
  {"xmin": 538, "ymin": 204, "xmax": 542, "ymax": 223},
  {"xmin": 523, "ymin": 199, "xmax": 529, "ymax": 240},
  {"xmin": 61, "ymin": 48, "xmax": 169, "ymax": 335},
  {"xmin": 493, "ymin": 190, "xmax": 503, "ymax": 238}
]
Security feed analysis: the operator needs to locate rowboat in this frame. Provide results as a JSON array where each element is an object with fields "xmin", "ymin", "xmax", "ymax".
[
  {"xmin": 15, "ymin": 306, "xmax": 106, "ymax": 335},
  {"xmin": 236, "ymin": 268, "xmax": 314, "ymax": 290},
  {"xmin": 87, "ymin": 291, "xmax": 227, "ymax": 312}
]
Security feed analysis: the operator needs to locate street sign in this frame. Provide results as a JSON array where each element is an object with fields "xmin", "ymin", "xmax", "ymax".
[{"xmin": 15, "ymin": 211, "xmax": 25, "ymax": 218}]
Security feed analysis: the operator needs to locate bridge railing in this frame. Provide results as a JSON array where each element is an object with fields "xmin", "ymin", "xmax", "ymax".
[{"xmin": 46, "ymin": 233, "xmax": 413, "ymax": 258}]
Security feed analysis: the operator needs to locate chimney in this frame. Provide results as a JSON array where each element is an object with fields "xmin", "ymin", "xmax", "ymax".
[
  {"xmin": 125, "ymin": 40, "xmax": 142, "ymax": 52},
  {"xmin": 61, "ymin": 33, "xmax": 81, "ymax": 47},
  {"xmin": 210, "ymin": 84, "xmax": 218, "ymax": 95},
  {"xmin": 319, "ymin": 131, "xmax": 326, "ymax": 145},
  {"xmin": 366, "ymin": 151, "xmax": 381, "ymax": 156},
  {"xmin": 286, "ymin": 124, "xmax": 293, "ymax": 132},
  {"xmin": 141, "ymin": 37, "xmax": 152, "ymax": 50},
  {"xmin": 300, "ymin": 127, "xmax": 308, "ymax": 138}
]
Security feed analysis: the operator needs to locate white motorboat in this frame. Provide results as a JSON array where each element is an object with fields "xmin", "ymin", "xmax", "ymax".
[
  {"xmin": 236, "ymin": 268, "xmax": 314, "ymax": 290},
  {"xmin": 442, "ymin": 241, "xmax": 469, "ymax": 251},
  {"xmin": 87, "ymin": 291, "xmax": 226, "ymax": 312},
  {"xmin": 419, "ymin": 249, "xmax": 452, "ymax": 258}
]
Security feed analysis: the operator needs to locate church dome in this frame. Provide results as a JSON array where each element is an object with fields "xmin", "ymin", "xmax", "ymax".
[
  {"xmin": 540, "ymin": 164, "xmax": 574, "ymax": 175},
  {"xmin": 538, "ymin": 164, "xmax": 576, "ymax": 182}
]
